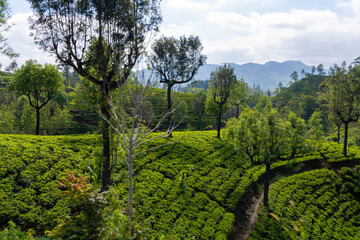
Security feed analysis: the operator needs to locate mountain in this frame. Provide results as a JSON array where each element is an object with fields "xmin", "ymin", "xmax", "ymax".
[
  {"xmin": 193, "ymin": 60, "xmax": 314, "ymax": 90},
  {"xmin": 137, "ymin": 60, "xmax": 316, "ymax": 90}
]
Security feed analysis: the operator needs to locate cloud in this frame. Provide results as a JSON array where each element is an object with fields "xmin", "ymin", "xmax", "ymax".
[
  {"xmin": 2, "ymin": 13, "xmax": 56, "ymax": 67},
  {"xmin": 337, "ymin": 0, "xmax": 360, "ymax": 15},
  {"xmin": 161, "ymin": 5, "xmax": 360, "ymax": 66},
  {"xmin": 165, "ymin": 0, "xmax": 212, "ymax": 12}
]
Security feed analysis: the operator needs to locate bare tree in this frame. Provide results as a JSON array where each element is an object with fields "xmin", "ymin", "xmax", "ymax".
[{"xmin": 102, "ymin": 75, "xmax": 181, "ymax": 223}]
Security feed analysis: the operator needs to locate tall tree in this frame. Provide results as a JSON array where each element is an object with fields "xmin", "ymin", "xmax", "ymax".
[
  {"xmin": 27, "ymin": 0, "xmax": 162, "ymax": 190},
  {"xmin": 323, "ymin": 64, "xmax": 360, "ymax": 156},
  {"xmin": 224, "ymin": 107, "xmax": 291, "ymax": 206},
  {"xmin": 301, "ymin": 69, "xmax": 306, "ymax": 79},
  {"xmin": 10, "ymin": 60, "xmax": 62, "ymax": 135},
  {"xmin": 290, "ymin": 71, "xmax": 298, "ymax": 81},
  {"xmin": 317, "ymin": 64, "xmax": 325, "ymax": 75},
  {"xmin": 208, "ymin": 64, "xmax": 237, "ymax": 138},
  {"xmin": 311, "ymin": 66, "xmax": 316, "ymax": 75},
  {"xmin": 102, "ymin": 79, "xmax": 175, "ymax": 227},
  {"xmin": 149, "ymin": 35, "xmax": 206, "ymax": 136},
  {"xmin": 229, "ymin": 78, "xmax": 249, "ymax": 118}
]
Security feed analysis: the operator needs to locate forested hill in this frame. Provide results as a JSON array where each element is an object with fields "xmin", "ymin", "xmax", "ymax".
[
  {"xmin": 272, "ymin": 74, "xmax": 327, "ymax": 120},
  {"xmin": 194, "ymin": 60, "xmax": 313, "ymax": 90}
]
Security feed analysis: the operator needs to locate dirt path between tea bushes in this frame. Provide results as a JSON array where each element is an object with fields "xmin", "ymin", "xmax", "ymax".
[{"xmin": 236, "ymin": 190, "xmax": 264, "ymax": 240}]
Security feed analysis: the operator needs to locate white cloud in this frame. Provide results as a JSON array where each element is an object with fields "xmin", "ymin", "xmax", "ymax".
[
  {"xmin": 1, "ymin": 13, "xmax": 56, "ymax": 67},
  {"xmin": 337, "ymin": 0, "xmax": 360, "ymax": 15},
  {"xmin": 162, "ymin": 5, "xmax": 360, "ymax": 66},
  {"xmin": 165, "ymin": 0, "xmax": 212, "ymax": 11}
]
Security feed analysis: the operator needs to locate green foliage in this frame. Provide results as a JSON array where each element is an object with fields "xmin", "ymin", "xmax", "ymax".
[
  {"xmin": 2, "ymin": 132, "xmax": 360, "ymax": 239},
  {"xmin": 0, "ymin": 221, "xmax": 50, "ymax": 240},
  {"xmin": 308, "ymin": 110, "xmax": 324, "ymax": 141},
  {"xmin": 272, "ymin": 74, "xmax": 325, "ymax": 119},
  {"xmin": 224, "ymin": 107, "xmax": 292, "ymax": 165},
  {"xmin": 46, "ymin": 172, "xmax": 106, "ymax": 239},
  {"xmin": 251, "ymin": 168, "xmax": 360, "ymax": 239},
  {"xmin": 0, "ymin": 134, "xmax": 99, "ymax": 234}
]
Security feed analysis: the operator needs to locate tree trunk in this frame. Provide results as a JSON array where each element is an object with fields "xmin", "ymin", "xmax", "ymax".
[
  {"xmin": 216, "ymin": 104, "xmax": 222, "ymax": 139},
  {"xmin": 128, "ymin": 152, "xmax": 133, "ymax": 219},
  {"xmin": 35, "ymin": 107, "xmax": 40, "ymax": 135},
  {"xmin": 343, "ymin": 122, "xmax": 348, "ymax": 156},
  {"xmin": 167, "ymin": 83, "xmax": 173, "ymax": 137},
  {"xmin": 101, "ymin": 89, "xmax": 112, "ymax": 191},
  {"xmin": 198, "ymin": 116, "xmax": 202, "ymax": 130},
  {"xmin": 264, "ymin": 162, "xmax": 271, "ymax": 206},
  {"xmin": 337, "ymin": 124, "xmax": 340, "ymax": 144}
]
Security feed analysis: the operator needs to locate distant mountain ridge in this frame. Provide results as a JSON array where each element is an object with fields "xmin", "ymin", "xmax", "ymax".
[
  {"xmin": 192, "ymin": 60, "xmax": 314, "ymax": 90},
  {"xmin": 137, "ymin": 60, "xmax": 316, "ymax": 90}
]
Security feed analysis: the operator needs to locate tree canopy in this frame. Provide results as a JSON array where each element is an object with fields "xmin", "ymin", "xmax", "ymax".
[
  {"xmin": 322, "ymin": 64, "xmax": 360, "ymax": 156},
  {"xmin": 149, "ymin": 35, "xmax": 206, "ymax": 135},
  {"xmin": 11, "ymin": 60, "xmax": 62, "ymax": 135},
  {"xmin": 208, "ymin": 64, "xmax": 237, "ymax": 138},
  {"xmin": 27, "ymin": 0, "xmax": 162, "ymax": 190}
]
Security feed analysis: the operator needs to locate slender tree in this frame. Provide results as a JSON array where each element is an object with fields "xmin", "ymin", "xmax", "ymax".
[
  {"xmin": 323, "ymin": 64, "xmax": 360, "ymax": 156},
  {"xmin": 208, "ymin": 64, "xmax": 237, "ymax": 138},
  {"xmin": 149, "ymin": 35, "xmax": 206, "ymax": 136},
  {"xmin": 317, "ymin": 64, "xmax": 325, "ymax": 75},
  {"xmin": 229, "ymin": 78, "xmax": 249, "ymax": 118},
  {"xmin": 290, "ymin": 71, "xmax": 298, "ymax": 81},
  {"xmin": 102, "ymin": 78, "xmax": 176, "ymax": 226},
  {"xmin": 10, "ymin": 60, "xmax": 62, "ymax": 135},
  {"xmin": 27, "ymin": 0, "xmax": 162, "ymax": 190}
]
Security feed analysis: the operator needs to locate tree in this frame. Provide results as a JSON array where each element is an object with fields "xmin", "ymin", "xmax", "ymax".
[
  {"xmin": 317, "ymin": 64, "xmax": 325, "ymax": 75},
  {"xmin": 190, "ymin": 88, "xmax": 206, "ymax": 130},
  {"xmin": 290, "ymin": 71, "xmax": 298, "ymax": 81},
  {"xmin": 288, "ymin": 112, "xmax": 307, "ymax": 157},
  {"xmin": 311, "ymin": 66, "xmax": 316, "ymax": 75},
  {"xmin": 208, "ymin": 64, "xmax": 237, "ymax": 138},
  {"xmin": 308, "ymin": 111, "xmax": 324, "ymax": 141},
  {"xmin": 323, "ymin": 64, "xmax": 360, "ymax": 156},
  {"xmin": 102, "ymin": 78, "xmax": 176, "ymax": 226},
  {"xmin": 149, "ymin": 35, "xmax": 206, "ymax": 136},
  {"xmin": 229, "ymin": 79, "xmax": 249, "ymax": 118},
  {"xmin": 10, "ymin": 60, "xmax": 62, "ymax": 135},
  {"xmin": 27, "ymin": 0, "xmax": 162, "ymax": 190},
  {"xmin": 301, "ymin": 69, "xmax": 306, "ymax": 79},
  {"xmin": 224, "ymin": 107, "xmax": 290, "ymax": 206}
]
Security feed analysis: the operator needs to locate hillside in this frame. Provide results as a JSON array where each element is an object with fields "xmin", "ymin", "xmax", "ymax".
[
  {"xmin": 1, "ymin": 133, "xmax": 360, "ymax": 239},
  {"xmin": 0, "ymin": 71, "xmax": 13, "ymax": 88},
  {"xmin": 272, "ymin": 74, "xmax": 327, "ymax": 120},
  {"xmin": 250, "ymin": 168, "xmax": 360, "ymax": 239}
]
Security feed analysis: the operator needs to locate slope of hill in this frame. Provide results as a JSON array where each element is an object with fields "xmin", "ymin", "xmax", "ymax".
[{"xmin": 272, "ymin": 74, "xmax": 327, "ymax": 120}]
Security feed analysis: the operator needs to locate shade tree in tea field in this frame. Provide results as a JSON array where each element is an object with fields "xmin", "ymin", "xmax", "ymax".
[
  {"xmin": 10, "ymin": 60, "xmax": 62, "ymax": 135},
  {"xmin": 27, "ymin": 0, "xmax": 162, "ymax": 190},
  {"xmin": 225, "ymin": 107, "xmax": 307, "ymax": 206},
  {"xmin": 207, "ymin": 64, "xmax": 238, "ymax": 138},
  {"xmin": 322, "ymin": 64, "xmax": 360, "ymax": 156},
  {"xmin": 229, "ymin": 78, "xmax": 249, "ymax": 118},
  {"xmin": 149, "ymin": 35, "xmax": 206, "ymax": 136}
]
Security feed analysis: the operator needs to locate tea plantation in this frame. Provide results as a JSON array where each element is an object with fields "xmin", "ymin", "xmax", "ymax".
[{"xmin": 1, "ymin": 132, "xmax": 360, "ymax": 239}]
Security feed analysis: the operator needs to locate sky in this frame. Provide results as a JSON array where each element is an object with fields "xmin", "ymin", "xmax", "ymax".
[{"xmin": 2, "ymin": 0, "xmax": 360, "ymax": 69}]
